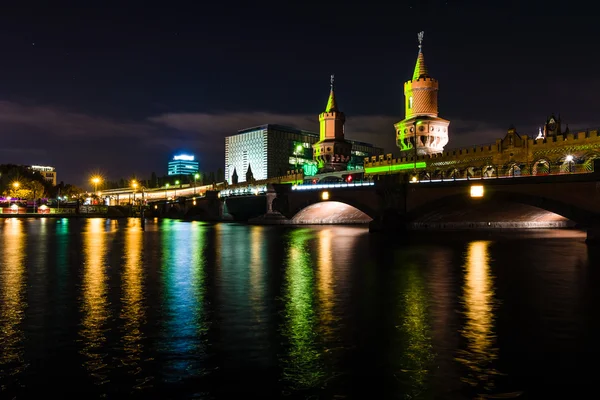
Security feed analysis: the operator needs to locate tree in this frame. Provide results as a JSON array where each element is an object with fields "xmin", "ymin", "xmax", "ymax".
[
  {"xmin": 217, "ymin": 167, "xmax": 224, "ymax": 183},
  {"xmin": 28, "ymin": 180, "xmax": 46, "ymax": 200},
  {"xmin": 150, "ymin": 172, "xmax": 158, "ymax": 188}
]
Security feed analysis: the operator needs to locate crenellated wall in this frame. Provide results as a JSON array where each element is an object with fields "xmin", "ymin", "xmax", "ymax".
[{"xmin": 367, "ymin": 127, "xmax": 600, "ymax": 178}]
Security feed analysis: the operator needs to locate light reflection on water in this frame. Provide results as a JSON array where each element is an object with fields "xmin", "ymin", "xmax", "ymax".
[
  {"xmin": 0, "ymin": 221, "xmax": 596, "ymax": 399},
  {"xmin": 120, "ymin": 218, "xmax": 148, "ymax": 389},
  {"xmin": 79, "ymin": 218, "xmax": 111, "ymax": 386},
  {"xmin": 0, "ymin": 219, "xmax": 28, "ymax": 392},
  {"xmin": 159, "ymin": 220, "xmax": 207, "ymax": 383},
  {"xmin": 280, "ymin": 229, "xmax": 324, "ymax": 391},
  {"xmin": 457, "ymin": 240, "xmax": 500, "ymax": 394}
]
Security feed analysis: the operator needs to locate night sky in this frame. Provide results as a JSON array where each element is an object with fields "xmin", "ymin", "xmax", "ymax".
[{"xmin": 0, "ymin": 1, "xmax": 597, "ymax": 187}]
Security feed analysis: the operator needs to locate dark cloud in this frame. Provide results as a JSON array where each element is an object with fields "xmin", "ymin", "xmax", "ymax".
[{"xmin": 6, "ymin": 99, "xmax": 595, "ymax": 187}]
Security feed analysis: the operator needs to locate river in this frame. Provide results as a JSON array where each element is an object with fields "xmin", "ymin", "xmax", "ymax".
[{"xmin": 0, "ymin": 218, "xmax": 597, "ymax": 399}]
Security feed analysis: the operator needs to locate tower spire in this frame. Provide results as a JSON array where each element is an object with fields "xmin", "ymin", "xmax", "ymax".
[
  {"xmin": 325, "ymin": 74, "xmax": 338, "ymax": 112},
  {"xmin": 412, "ymin": 31, "xmax": 428, "ymax": 81}
]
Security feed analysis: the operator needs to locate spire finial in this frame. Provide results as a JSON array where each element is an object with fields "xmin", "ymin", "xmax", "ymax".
[
  {"xmin": 330, "ymin": 74, "xmax": 335, "ymax": 91},
  {"xmin": 417, "ymin": 31, "xmax": 424, "ymax": 50}
]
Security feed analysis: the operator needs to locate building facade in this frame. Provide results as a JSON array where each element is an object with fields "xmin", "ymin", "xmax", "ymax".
[
  {"xmin": 29, "ymin": 165, "xmax": 57, "ymax": 186},
  {"xmin": 167, "ymin": 154, "xmax": 199, "ymax": 176},
  {"xmin": 313, "ymin": 75, "xmax": 352, "ymax": 173},
  {"xmin": 395, "ymin": 31, "xmax": 449, "ymax": 156},
  {"xmin": 363, "ymin": 33, "xmax": 600, "ymax": 178},
  {"xmin": 225, "ymin": 124, "xmax": 383, "ymax": 184}
]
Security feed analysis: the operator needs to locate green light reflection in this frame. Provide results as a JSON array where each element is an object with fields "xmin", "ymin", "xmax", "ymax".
[
  {"xmin": 160, "ymin": 220, "xmax": 207, "ymax": 381},
  {"xmin": 392, "ymin": 258, "xmax": 434, "ymax": 398},
  {"xmin": 281, "ymin": 229, "xmax": 324, "ymax": 391}
]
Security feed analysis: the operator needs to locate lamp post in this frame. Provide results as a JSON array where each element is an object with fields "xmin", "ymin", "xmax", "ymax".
[
  {"xmin": 165, "ymin": 183, "xmax": 170, "ymax": 200},
  {"xmin": 131, "ymin": 180, "xmax": 138, "ymax": 207},
  {"xmin": 175, "ymin": 180, "xmax": 180, "ymax": 198},
  {"xmin": 12, "ymin": 182, "xmax": 19, "ymax": 211},
  {"xmin": 194, "ymin": 173, "xmax": 200, "ymax": 195},
  {"xmin": 566, "ymin": 155, "xmax": 574, "ymax": 173}
]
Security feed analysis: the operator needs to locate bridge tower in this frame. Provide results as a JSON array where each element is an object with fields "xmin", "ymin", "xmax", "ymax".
[
  {"xmin": 395, "ymin": 32, "xmax": 450, "ymax": 156},
  {"xmin": 312, "ymin": 75, "xmax": 352, "ymax": 173}
]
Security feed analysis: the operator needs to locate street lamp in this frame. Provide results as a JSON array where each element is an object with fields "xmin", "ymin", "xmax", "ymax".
[
  {"xmin": 566, "ymin": 155, "xmax": 574, "ymax": 173},
  {"xmin": 174, "ymin": 180, "xmax": 180, "ymax": 198},
  {"xmin": 11, "ymin": 182, "xmax": 20, "ymax": 207},
  {"xmin": 131, "ymin": 180, "xmax": 138, "ymax": 206},
  {"xmin": 194, "ymin": 173, "xmax": 200, "ymax": 195},
  {"xmin": 91, "ymin": 176, "xmax": 101, "ymax": 194},
  {"xmin": 165, "ymin": 183, "xmax": 170, "ymax": 200}
]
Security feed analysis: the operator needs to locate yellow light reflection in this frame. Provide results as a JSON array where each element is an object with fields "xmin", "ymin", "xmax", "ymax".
[
  {"xmin": 0, "ymin": 219, "xmax": 27, "ymax": 380},
  {"xmin": 457, "ymin": 240, "xmax": 499, "ymax": 391},
  {"xmin": 121, "ymin": 218, "xmax": 145, "ymax": 375},
  {"xmin": 282, "ymin": 229, "xmax": 324, "ymax": 390},
  {"xmin": 317, "ymin": 229, "xmax": 334, "ymax": 333},
  {"xmin": 250, "ymin": 226, "xmax": 265, "ymax": 313},
  {"xmin": 80, "ymin": 218, "xmax": 110, "ymax": 384}
]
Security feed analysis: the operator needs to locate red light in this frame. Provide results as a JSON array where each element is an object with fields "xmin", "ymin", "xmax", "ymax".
[{"xmin": 347, "ymin": 175, "xmax": 353, "ymax": 183}]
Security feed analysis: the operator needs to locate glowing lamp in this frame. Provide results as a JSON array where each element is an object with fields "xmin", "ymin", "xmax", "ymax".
[
  {"xmin": 321, "ymin": 191, "xmax": 329, "ymax": 201},
  {"xmin": 411, "ymin": 176, "xmax": 417, "ymax": 182},
  {"xmin": 470, "ymin": 185, "xmax": 484, "ymax": 198}
]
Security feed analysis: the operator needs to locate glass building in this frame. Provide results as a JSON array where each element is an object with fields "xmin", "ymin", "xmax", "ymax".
[
  {"xmin": 224, "ymin": 124, "xmax": 383, "ymax": 183},
  {"xmin": 168, "ymin": 154, "xmax": 199, "ymax": 176}
]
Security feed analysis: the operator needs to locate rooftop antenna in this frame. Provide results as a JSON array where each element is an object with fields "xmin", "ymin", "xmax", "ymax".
[{"xmin": 330, "ymin": 74, "xmax": 335, "ymax": 91}]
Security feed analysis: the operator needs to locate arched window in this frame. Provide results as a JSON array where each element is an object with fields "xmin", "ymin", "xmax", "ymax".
[{"xmin": 408, "ymin": 96, "xmax": 413, "ymax": 109}]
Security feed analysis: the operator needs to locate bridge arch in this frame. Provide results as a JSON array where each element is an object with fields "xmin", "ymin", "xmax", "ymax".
[
  {"xmin": 583, "ymin": 152, "xmax": 600, "ymax": 171},
  {"xmin": 289, "ymin": 198, "xmax": 378, "ymax": 224},
  {"xmin": 406, "ymin": 190, "xmax": 594, "ymax": 226},
  {"xmin": 532, "ymin": 158, "xmax": 551, "ymax": 175}
]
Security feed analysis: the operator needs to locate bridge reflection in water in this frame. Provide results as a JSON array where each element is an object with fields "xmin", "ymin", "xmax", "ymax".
[{"xmin": 457, "ymin": 241, "xmax": 502, "ymax": 396}]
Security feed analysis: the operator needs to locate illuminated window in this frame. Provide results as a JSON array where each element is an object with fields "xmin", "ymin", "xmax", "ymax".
[
  {"xmin": 409, "ymin": 96, "xmax": 413, "ymax": 109},
  {"xmin": 470, "ymin": 185, "xmax": 484, "ymax": 198}
]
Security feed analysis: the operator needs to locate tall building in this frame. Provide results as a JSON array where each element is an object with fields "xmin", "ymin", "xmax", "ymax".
[
  {"xmin": 224, "ymin": 124, "xmax": 383, "ymax": 184},
  {"xmin": 312, "ymin": 75, "xmax": 352, "ymax": 173},
  {"xmin": 395, "ymin": 31, "xmax": 450, "ymax": 156},
  {"xmin": 167, "ymin": 154, "xmax": 199, "ymax": 176},
  {"xmin": 29, "ymin": 165, "xmax": 57, "ymax": 185}
]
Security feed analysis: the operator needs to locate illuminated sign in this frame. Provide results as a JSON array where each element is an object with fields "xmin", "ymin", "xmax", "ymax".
[
  {"xmin": 173, "ymin": 154, "xmax": 194, "ymax": 161},
  {"xmin": 470, "ymin": 185, "xmax": 484, "ymax": 198},
  {"xmin": 365, "ymin": 161, "xmax": 427, "ymax": 174}
]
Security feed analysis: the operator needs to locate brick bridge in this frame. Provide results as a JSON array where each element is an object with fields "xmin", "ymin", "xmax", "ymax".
[
  {"xmin": 147, "ymin": 167, "xmax": 600, "ymax": 244},
  {"xmin": 259, "ymin": 169, "xmax": 600, "ymax": 244}
]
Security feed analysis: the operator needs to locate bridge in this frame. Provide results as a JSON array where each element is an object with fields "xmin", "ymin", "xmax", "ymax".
[{"xmin": 143, "ymin": 160, "xmax": 600, "ymax": 245}]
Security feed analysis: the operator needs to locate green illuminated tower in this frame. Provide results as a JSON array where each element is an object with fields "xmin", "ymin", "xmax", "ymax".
[
  {"xmin": 395, "ymin": 31, "xmax": 450, "ymax": 156},
  {"xmin": 312, "ymin": 75, "xmax": 352, "ymax": 173}
]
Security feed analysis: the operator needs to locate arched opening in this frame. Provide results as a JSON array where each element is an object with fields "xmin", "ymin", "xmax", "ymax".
[
  {"xmin": 291, "ymin": 201, "xmax": 373, "ymax": 224},
  {"xmin": 407, "ymin": 191, "xmax": 591, "ymax": 229},
  {"xmin": 532, "ymin": 159, "xmax": 550, "ymax": 175},
  {"xmin": 482, "ymin": 165, "xmax": 496, "ymax": 178},
  {"xmin": 583, "ymin": 153, "xmax": 600, "ymax": 172},
  {"xmin": 506, "ymin": 163, "xmax": 522, "ymax": 177}
]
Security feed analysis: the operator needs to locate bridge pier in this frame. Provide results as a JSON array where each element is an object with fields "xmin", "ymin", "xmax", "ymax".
[
  {"xmin": 369, "ymin": 210, "xmax": 408, "ymax": 234},
  {"xmin": 586, "ymin": 226, "xmax": 600, "ymax": 245}
]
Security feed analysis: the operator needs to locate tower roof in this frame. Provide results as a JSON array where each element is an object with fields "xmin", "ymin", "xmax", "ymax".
[
  {"xmin": 325, "ymin": 74, "xmax": 338, "ymax": 112},
  {"xmin": 412, "ymin": 31, "xmax": 429, "ymax": 81}
]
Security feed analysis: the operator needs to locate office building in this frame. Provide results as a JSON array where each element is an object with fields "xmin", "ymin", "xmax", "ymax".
[
  {"xmin": 224, "ymin": 124, "xmax": 383, "ymax": 184},
  {"xmin": 168, "ymin": 154, "xmax": 199, "ymax": 176},
  {"xmin": 30, "ymin": 165, "xmax": 57, "ymax": 186}
]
